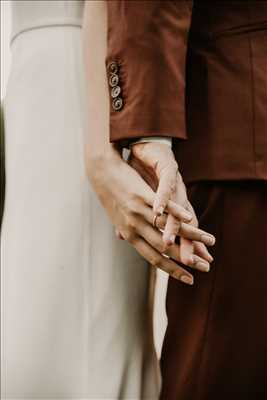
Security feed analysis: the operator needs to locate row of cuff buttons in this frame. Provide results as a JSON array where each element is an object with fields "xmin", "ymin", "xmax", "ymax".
[{"xmin": 108, "ymin": 61, "xmax": 123, "ymax": 111}]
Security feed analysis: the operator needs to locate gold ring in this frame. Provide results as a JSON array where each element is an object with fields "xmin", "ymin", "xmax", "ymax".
[{"xmin": 152, "ymin": 214, "xmax": 158, "ymax": 228}]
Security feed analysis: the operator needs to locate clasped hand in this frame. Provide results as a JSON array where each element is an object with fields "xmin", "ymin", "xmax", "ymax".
[{"xmin": 86, "ymin": 142, "xmax": 215, "ymax": 286}]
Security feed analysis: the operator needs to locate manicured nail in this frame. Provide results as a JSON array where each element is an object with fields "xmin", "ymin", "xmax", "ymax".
[
  {"xmin": 207, "ymin": 254, "xmax": 214, "ymax": 262},
  {"xmin": 157, "ymin": 206, "xmax": 164, "ymax": 216},
  {"xmin": 169, "ymin": 234, "xmax": 176, "ymax": 244},
  {"xmin": 202, "ymin": 250, "xmax": 213, "ymax": 263},
  {"xmin": 180, "ymin": 275, "xmax": 194, "ymax": 285},
  {"xmin": 196, "ymin": 261, "xmax": 210, "ymax": 272},
  {"xmin": 201, "ymin": 234, "xmax": 216, "ymax": 246},
  {"xmin": 192, "ymin": 255, "xmax": 210, "ymax": 271}
]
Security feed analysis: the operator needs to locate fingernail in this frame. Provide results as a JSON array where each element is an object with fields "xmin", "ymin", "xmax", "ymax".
[
  {"xmin": 196, "ymin": 261, "xmax": 210, "ymax": 272},
  {"xmin": 169, "ymin": 234, "xmax": 176, "ymax": 244},
  {"xmin": 192, "ymin": 255, "xmax": 210, "ymax": 271},
  {"xmin": 182, "ymin": 211, "xmax": 193, "ymax": 222},
  {"xmin": 201, "ymin": 234, "xmax": 216, "ymax": 246},
  {"xmin": 207, "ymin": 254, "xmax": 214, "ymax": 262},
  {"xmin": 157, "ymin": 206, "xmax": 164, "ymax": 216},
  {"xmin": 202, "ymin": 251, "xmax": 214, "ymax": 263},
  {"xmin": 180, "ymin": 275, "xmax": 194, "ymax": 285}
]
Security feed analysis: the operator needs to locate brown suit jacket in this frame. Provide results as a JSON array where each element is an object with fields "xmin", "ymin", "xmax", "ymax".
[{"xmin": 105, "ymin": 1, "xmax": 267, "ymax": 183}]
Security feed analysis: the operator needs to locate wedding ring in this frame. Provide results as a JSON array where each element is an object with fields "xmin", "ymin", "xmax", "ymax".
[{"xmin": 152, "ymin": 214, "xmax": 158, "ymax": 228}]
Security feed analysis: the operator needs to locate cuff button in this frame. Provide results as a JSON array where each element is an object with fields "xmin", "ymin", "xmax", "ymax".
[
  {"xmin": 108, "ymin": 61, "xmax": 118, "ymax": 74},
  {"xmin": 109, "ymin": 73, "xmax": 119, "ymax": 87},
  {"xmin": 112, "ymin": 97, "xmax": 123, "ymax": 111},
  {"xmin": 111, "ymin": 86, "xmax": 121, "ymax": 98}
]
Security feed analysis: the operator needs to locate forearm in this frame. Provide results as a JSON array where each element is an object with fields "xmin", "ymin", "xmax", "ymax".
[
  {"xmin": 106, "ymin": 1, "xmax": 193, "ymax": 143},
  {"xmin": 82, "ymin": 1, "xmax": 176, "ymax": 161},
  {"xmin": 82, "ymin": 0, "xmax": 120, "ymax": 171}
]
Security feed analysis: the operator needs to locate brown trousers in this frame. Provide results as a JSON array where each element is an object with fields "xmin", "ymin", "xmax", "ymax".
[{"xmin": 161, "ymin": 181, "xmax": 267, "ymax": 400}]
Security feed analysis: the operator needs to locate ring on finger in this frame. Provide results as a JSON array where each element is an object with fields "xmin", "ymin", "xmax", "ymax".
[{"xmin": 152, "ymin": 214, "xmax": 158, "ymax": 228}]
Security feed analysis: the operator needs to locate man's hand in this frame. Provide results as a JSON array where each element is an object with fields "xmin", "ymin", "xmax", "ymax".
[
  {"xmin": 129, "ymin": 141, "xmax": 181, "ymax": 216},
  {"xmin": 128, "ymin": 141, "xmax": 215, "ymax": 271},
  {"xmin": 129, "ymin": 141, "xmax": 215, "ymax": 245},
  {"xmin": 86, "ymin": 146, "xmax": 213, "ymax": 285}
]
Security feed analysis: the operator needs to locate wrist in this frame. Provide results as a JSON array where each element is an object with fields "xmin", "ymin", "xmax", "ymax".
[
  {"xmin": 85, "ymin": 143, "xmax": 122, "ymax": 177},
  {"xmin": 130, "ymin": 136, "xmax": 172, "ymax": 148},
  {"xmin": 119, "ymin": 136, "xmax": 172, "ymax": 149}
]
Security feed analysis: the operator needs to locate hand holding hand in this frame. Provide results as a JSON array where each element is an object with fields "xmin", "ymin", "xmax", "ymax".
[
  {"xmin": 128, "ymin": 141, "xmax": 215, "ymax": 280},
  {"xmin": 86, "ymin": 146, "xmax": 214, "ymax": 285},
  {"xmin": 128, "ymin": 141, "xmax": 215, "ymax": 245}
]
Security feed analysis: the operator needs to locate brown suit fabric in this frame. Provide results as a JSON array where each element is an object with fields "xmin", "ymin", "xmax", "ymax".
[
  {"xmin": 161, "ymin": 181, "xmax": 267, "ymax": 399},
  {"xmin": 177, "ymin": 1, "xmax": 267, "ymax": 183},
  {"xmin": 106, "ymin": 1, "xmax": 267, "ymax": 182},
  {"xmin": 105, "ymin": 1, "xmax": 267, "ymax": 398}
]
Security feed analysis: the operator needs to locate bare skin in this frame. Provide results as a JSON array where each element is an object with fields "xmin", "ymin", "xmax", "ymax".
[
  {"xmin": 82, "ymin": 1, "xmax": 215, "ymax": 285},
  {"xmin": 128, "ymin": 141, "xmax": 215, "ymax": 248},
  {"xmin": 86, "ymin": 144, "xmax": 214, "ymax": 284}
]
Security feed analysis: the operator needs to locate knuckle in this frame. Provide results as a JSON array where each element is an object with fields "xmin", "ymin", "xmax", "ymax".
[
  {"xmin": 125, "ymin": 213, "xmax": 137, "ymax": 231},
  {"xmin": 169, "ymin": 181, "xmax": 177, "ymax": 194},
  {"xmin": 150, "ymin": 255, "xmax": 162, "ymax": 268},
  {"xmin": 158, "ymin": 241, "xmax": 167, "ymax": 254},
  {"xmin": 169, "ymin": 159, "xmax": 178, "ymax": 172},
  {"xmin": 126, "ymin": 194, "xmax": 140, "ymax": 215},
  {"xmin": 171, "ymin": 220, "xmax": 181, "ymax": 233},
  {"xmin": 123, "ymin": 228, "xmax": 136, "ymax": 244},
  {"xmin": 189, "ymin": 218, "xmax": 198, "ymax": 229},
  {"xmin": 128, "ymin": 234, "xmax": 137, "ymax": 245},
  {"xmin": 157, "ymin": 197, "xmax": 168, "ymax": 209},
  {"xmin": 170, "ymin": 270, "xmax": 181, "ymax": 280},
  {"xmin": 161, "ymin": 159, "xmax": 177, "ymax": 177},
  {"xmin": 180, "ymin": 253, "xmax": 192, "ymax": 266}
]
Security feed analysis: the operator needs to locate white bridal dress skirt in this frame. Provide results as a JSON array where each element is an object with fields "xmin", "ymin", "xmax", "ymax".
[{"xmin": 1, "ymin": 1, "xmax": 160, "ymax": 398}]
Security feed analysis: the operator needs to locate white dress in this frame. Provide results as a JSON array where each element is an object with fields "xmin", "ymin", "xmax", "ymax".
[{"xmin": 1, "ymin": 1, "xmax": 160, "ymax": 398}]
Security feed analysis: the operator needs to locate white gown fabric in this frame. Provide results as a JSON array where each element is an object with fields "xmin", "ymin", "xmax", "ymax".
[{"xmin": 1, "ymin": 1, "xmax": 160, "ymax": 398}]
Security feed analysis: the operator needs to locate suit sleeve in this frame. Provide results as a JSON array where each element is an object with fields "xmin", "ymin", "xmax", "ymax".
[{"xmin": 105, "ymin": 0, "xmax": 193, "ymax": 143}]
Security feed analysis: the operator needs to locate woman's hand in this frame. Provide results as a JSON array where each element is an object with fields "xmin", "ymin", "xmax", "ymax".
[
  {"xmin": 82, "ymin": 0, "xmax": 214, "ymax": 285},
  {"xmin": 85, "ymin": 145, "xmax": 213, "ymax": 285}
]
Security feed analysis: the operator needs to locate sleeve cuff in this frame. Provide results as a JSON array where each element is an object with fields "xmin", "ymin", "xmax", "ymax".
[{"xmin": 129, "ymin": 136, "xmax": 172, "ymax": 148}]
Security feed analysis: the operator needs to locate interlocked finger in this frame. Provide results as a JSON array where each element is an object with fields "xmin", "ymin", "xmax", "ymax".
[
  {"xmin": 135, "ymin": 217, "xmax": 171, "ymax": 254},
  {"xmin": 131, "ymin": 236, "xmax": 194, "ymax": 285},
  {"xmin": 193, "ymin": 240, "xmax": 214, "ymax": 263},
  {"xmin": 162, "ymin": 185, "xmax": 182, "ymax": 245},
  {"xmin": 179, "ymin": 223, "xmax": 216, "ymax": 246},
  {"xmin": 135, "ymin": 202, "xmax": 215, "ymax": 249},
  {"xmin": 164, "ymin": 241, "xmax": 210, "ymax": 272},
  {"xmin": 135, "ymin": 218, "xmax": 210, "ymax": 272},
  {"xmin": 139, "ymin": 204, "xmax": 168, "ymax": 231}
]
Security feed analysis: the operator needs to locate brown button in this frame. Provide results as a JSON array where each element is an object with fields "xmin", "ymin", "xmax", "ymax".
[
  {"xmin": 109, "ymin": 73, "xmax": 119, "ymax": 87},
  {"xmin": 112, "ymin": 97, "xmax": 123, "ymax": 111},
  {"xmin": 108, "ymin": 61, "xmax": 118, "ymax": 74},
  {"xmin": 111, "ymin": 86, "xmax": 121, "ymax": 98}
]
